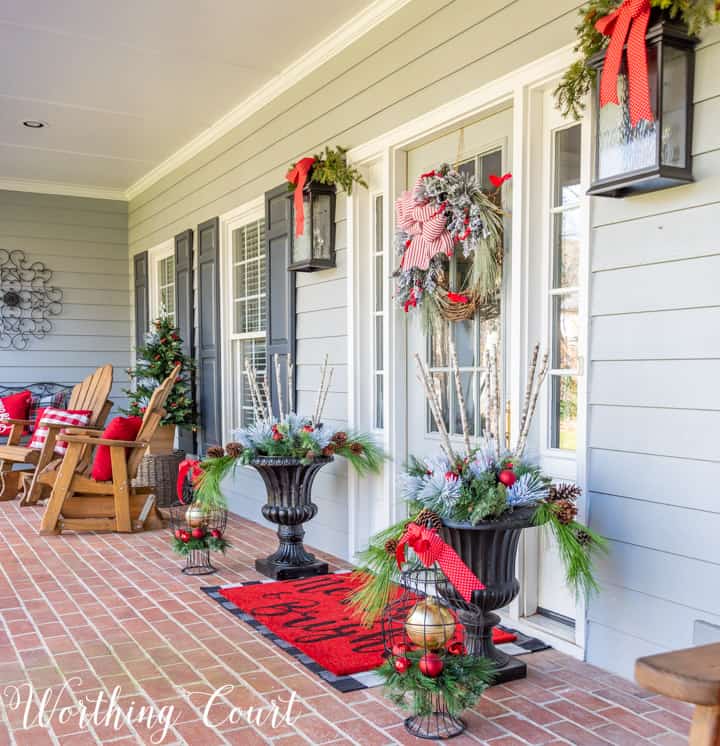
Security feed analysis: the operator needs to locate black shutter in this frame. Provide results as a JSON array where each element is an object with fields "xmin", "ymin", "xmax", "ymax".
[
  {"xmin": 265, "ymin": 185, "xmax": 296, "ymax": 416},
  {"xmin": 174, "ymin": 229, "xmax": 196, "ymax": 453},
  {"xmin": 196, "ymin": 217, "xmax": 222, "ymax": 452},
  {"xmin": 133, "ymin": 251, "xmax": 149, "ymax": 349}
]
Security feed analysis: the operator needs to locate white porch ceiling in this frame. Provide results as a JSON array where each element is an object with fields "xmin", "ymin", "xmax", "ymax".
[{"xmin": 0, "ymin": 0, "xmax": 383, "ymax": 198}]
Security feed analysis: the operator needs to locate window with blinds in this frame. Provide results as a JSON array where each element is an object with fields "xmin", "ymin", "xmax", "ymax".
[
  {"xmin": 230, "ymin": 218, "xmax": 267, "ymax": 428},
  {"xmin": 157, "ymin": 255, "xmax": 175, "ymax": 322}
]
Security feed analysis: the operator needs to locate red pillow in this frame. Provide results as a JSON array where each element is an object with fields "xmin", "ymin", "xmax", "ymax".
[
  {"xmin": 91, "ymin": 416, "xmax": 143, "ymax": 482},
  {"xmin": 0, "ymin": 390, "xmax": 32, "ymax": 436}
]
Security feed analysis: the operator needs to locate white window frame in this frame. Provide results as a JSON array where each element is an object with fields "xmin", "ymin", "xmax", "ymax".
[
  {"xmin": 219, "ymin": 197, "xmax": 265, "ymax": 443},
  {"xmin": 371, "ymin": 191, "xmax": 385, "ymax": 432},
  {"xmin": 147, "ymin": 238, "xmax": 175, "ymax": 324}
]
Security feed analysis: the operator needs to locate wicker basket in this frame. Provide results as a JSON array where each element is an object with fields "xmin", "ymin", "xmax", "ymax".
[{"xmin": 133, "ymin": 449, "xmax": 186, "ymax": 508}]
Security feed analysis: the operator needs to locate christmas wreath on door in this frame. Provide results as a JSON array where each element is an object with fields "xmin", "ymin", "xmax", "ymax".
[{"xmin": 393, "ymin": 164, "xmax": 510, "ymax": 331}]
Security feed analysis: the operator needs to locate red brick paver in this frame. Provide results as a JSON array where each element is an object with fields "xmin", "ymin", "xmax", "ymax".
[{"xmin": 0, "ymin": 501, "xmax": 693, "ymax": 744}]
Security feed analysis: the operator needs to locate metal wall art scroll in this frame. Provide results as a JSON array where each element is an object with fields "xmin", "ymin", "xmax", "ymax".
[{"xmin": 0, "ymin": 249, "xmax": 63, "ymax": 350}]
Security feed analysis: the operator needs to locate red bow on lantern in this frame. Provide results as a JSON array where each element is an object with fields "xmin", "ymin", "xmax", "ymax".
[
  {"xmin": 395, "ymin": 523, "xmax": 485, "ymax": 603},
  {"xmin": 177, "ymin": 458, "xmax": 203, "ymax": 503},
  {"xmin": 286, "ymin": 156, "xmax": 317, "ymax": 238},
  {"xmin": 595, "ymin": 0, "xmax": 654, "ymax": 127}
]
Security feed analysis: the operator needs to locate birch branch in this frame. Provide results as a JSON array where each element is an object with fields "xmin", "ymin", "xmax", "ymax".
[
  {"xmin": 316, "ymin": 367, "xmax": 334, "ymax": 424},
  {"xmin": 287, "ymin": 353, "xmax": 294, "ymax": 414},
  {"xmin": 414, "ymin": 353, "xmax": 456, "ymax": 462},
  {"xmin": 449, "ymin": 338, "xmax": 471, "ymax": 457},
  {"xmin": 494, "ymin": 345, "xmax": 501, "ymax": 443},
  {"xmin": 517, "ymin": 344, "xmax": 539, "ymax": 443},
  {"xmin": 313, "ymin": 355, "xmax": 329, "ymax": 425},
  {"xmin": 273, "ymin": 353, "xmax": 285, "ymax": 420},
  {"xmin": 515, "ymin": 350, "xmax": 549, "ymax": 459}
]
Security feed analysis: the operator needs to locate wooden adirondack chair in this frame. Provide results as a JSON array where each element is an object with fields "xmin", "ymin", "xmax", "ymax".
[
  {"xmin": 38, "ymin": 365, "xmax": 180, "ymax": 535},
  {"xmin": 0, "ymin": 365, "xmax": 113, "ymax": 504}
]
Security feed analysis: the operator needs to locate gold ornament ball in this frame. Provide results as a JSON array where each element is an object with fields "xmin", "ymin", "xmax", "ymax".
[
  {"xmin": 404, "ymin": 599, "xmax": 455, "ymax": 651},
  {"xmin": 185, "ymin": 505, "xmax": 208, "ymax": 528}
]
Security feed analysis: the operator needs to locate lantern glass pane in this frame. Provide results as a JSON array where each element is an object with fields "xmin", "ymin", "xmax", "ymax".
[
  {"xmin": 292, "ymin": 192, "xmax": 312, "ymax": 264},
  {"xmin": 311, "ymin": 193, "xmax": 332, "ymax": 260},
  {"xmin": 597, "ymin": 47, "xmax": 659, "ymax": 180},
  {"xmin": 661, "ymin": 46, "xmax": 689, "ymax": 168}
]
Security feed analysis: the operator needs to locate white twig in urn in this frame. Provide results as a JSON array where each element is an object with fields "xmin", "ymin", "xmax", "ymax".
[
  {"xmin": 312, "ymin": 354, "xmax": 334, "ymax": 425},
  {"xmin": 514, "ymin": 344, "xmax": 549, "ymax": 459},
  {"xmin": 287, "ymin": 353, "xmax": 294, "ymax": 414},
  {"xmin": 245, "ymin": 359, "xmax": 269, "ymax": 423},
  {"xmin": 414, "ymin": 353, "xmax": 456, "ymax": 462},
  {"xmin": 273, "ymin": 353, "xmax": 285, "ymax": 420},
  {"xmin": 449, "ymin": 338, "xmax": 472, "ymax": 457}
]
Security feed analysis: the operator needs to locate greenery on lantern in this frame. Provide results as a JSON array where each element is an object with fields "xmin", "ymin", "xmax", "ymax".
[
  {"xmin": 555, "ymin": 0, "xmax": 719, "ymax": 119},
  {"xmin": 289, "ymin": 145, "xmax": 367, "ymax": 194},
  {"xmin": 378, "ymin": 647, "xmax": 494, "ymax": 718},
  {"xmin": 124, "ymin": 315, "xmax": 196, "ymax": 427}
]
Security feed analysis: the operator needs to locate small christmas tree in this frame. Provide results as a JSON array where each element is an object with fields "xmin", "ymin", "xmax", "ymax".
[{"xmin": 124, "ymin": 315, "xmax": 196, "ymax": 429}]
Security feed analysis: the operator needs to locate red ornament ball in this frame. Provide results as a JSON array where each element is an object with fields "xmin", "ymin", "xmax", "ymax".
[
  {"xmin": 447, "ymin": 641, "xmax": 466, "ymax": 656},
  {"xmin": 498, "ymin": 469, "xmax": 517, "ymax": 487},
  {"xmin": 191, "ymin": 527, "xmax": 205, "ymax": 540},
  {"xmin": 302, "ymin": 425, "xmax": 314, "ymax": 433},
  {"xmin": 394, "ymin": 656, "xmax": 410, "ymax": 674},
  {"xmin": 174, "ymin": 529, "xmax": 183, "ymax": 540},
  {"xmin": 418, "ymin": 652, "xmax": 444, "ymax": 678},
  {"xmin": 179, "ymin": 531, "xmax": 190, "ymax": 543},
  {"xmin": 210, "ymin": 529, "xmax": 222, "ymax": 539},
  {"xmin": 272, "ymin": 432, "xmax": 283, "ymax": 441}
]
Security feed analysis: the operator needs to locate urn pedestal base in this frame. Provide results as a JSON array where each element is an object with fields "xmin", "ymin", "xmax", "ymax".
[{"xmin": 251, "ymin": 456, "xmax": 332, "ymax": 581}]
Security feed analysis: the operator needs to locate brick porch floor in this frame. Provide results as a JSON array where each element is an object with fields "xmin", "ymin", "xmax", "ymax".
[{"xmin": 0, "ymin": 501, "xmax": 691, "ymax": 746}]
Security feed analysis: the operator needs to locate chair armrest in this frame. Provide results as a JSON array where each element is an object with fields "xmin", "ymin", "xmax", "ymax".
[
  {"xmin": 4, "ymin": 418, "xmax": 34, "ymax": 427},
  {"xmin": 62, "ymin": 434, "xmax": 149, "ymax": 448},
  {"xmin": 45, "ymin": 424, "xmax": 104, "ymax": 434}
]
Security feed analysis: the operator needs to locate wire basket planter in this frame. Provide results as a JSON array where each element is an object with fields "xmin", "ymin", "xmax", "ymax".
[
  {"xmin": 379, "ymin": 567, "xmax": 493, "ymax": 740},
  {"xmin": 168, "ymin": 478, "xmax": 229, "ymax": 575}
]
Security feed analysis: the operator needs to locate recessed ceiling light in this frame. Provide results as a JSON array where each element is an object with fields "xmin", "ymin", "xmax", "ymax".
[{"xmin": 22, "ymin": 120, "xmax": 47, "ymax": 129}]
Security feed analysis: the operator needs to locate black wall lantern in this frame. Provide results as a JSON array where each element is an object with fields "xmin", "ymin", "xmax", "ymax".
[
  {"xmin": 288, "ymin": 182, "xmax": 336, "ymax": 272},
  {"xmin": 587, "ymin": 12, "xmax": 698, "ymax": 198}
]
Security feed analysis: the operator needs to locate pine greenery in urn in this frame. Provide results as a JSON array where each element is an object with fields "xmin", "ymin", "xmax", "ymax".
[
  {"xmin": 349, "ymin": 342, "xmax": 607, "ymax": 684},
  {"xmin": 195, "ymin": 353, "xmax": 384, "ymax": 580}
]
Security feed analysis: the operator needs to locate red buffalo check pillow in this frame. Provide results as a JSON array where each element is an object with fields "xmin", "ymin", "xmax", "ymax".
[
  {"xmin": 29, "ymin": 408, "xmax": 93, "ymax": 456},
  {"xmin": 0, "ymin": 390, "xmax": 32, "ymax": 436}
]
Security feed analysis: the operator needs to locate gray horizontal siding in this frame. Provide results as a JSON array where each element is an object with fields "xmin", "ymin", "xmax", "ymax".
[
  {"xmin": 587, "ymin": 33, "xmax": 720, "ymax": 675},
  {"xmin": 0, "ymin": 189, "xmax": 130, "ymax": 410}
]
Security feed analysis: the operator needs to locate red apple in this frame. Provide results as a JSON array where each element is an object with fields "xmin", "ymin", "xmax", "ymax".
[
  {"xmin": 498, "ymin": 469, "xmax": 517, "ymax": 487},
  {"xmin": 418, "ymin": 653, "xmax": 444, "ymax": 678}
]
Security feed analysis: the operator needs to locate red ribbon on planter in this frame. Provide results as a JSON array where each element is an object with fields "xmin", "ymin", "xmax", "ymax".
[
  {"xmin": 177, "ymin": 458, "xmax": 203, "ymax": 503},
  {"xmin": 286, "ymin": 156, "xmax": 316, "ymax": 237},
  {"xmin": 595, "ymin": 0, "xmax": 654, "ymax": 127},
  {"xmin": 395, "ymin": 523, "xmax": 485, "ymax": 603}
]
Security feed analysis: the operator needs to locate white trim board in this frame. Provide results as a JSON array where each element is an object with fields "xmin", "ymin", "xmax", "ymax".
[
  {"xmin": 0, "ymin": 177, "xmax": 127, "ymax": 202},
  {"xmin": 124, "ymin": 0, "xmax": 413, "ymax": 202}
]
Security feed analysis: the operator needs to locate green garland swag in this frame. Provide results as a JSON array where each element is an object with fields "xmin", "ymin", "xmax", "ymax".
[
  {"xmin": 378, "ymin": 649, "xmax": 495, "ymax": 717},
  {"xmin": 349, "ymin": 502, "xmax": 607, "ymax": 628},
  {"xmin": 555, "ymin": 0, "xmax": 719, "ymax": 119},
  {"xmin": 288, "ymin": 145, "xmax": 367, "ymax": 194}
]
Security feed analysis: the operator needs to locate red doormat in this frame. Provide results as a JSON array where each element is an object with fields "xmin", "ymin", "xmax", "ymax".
[{"xmin": 218, "ymin": 572, "xmax": 516, "ymax": 677}]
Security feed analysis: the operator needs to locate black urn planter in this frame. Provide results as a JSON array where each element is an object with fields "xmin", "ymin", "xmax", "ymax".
[
  {"xmin": 438, "ymin": 506, "xmax": 537, "ymax": 685},
  {"xmin": 250, "ymin": 456, "xmax": 333, "ymax": 580}
]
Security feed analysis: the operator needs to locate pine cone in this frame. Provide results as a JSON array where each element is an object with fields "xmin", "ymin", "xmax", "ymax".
[
  {"xmin": 555, "ymin": 499, "xmax": 578, "ymax": 525},
  {"xmin": 548, "ymin": 482, "xmax": 582, "ymax": 502},
  {"xmin": 225, "ymin": 442, "xmax": 244, "ymax": 459},
  {"xmin": 305, "ymin": 450, "xmax": 316, "ymax": 461},
  {"xmin": 349, "ymin": 442, "xmax": 364, "ymax": 456},
  {"xmin": 413, "ymin": 508, "xmax": 443, "ymax": 530},
  {"xmin": 322, "ymin": 444, "xmax": 336, "ymax": 457},
  {"xmin": 384, "ymin": 538, "xmax": 399, "ymax": 555},
  {"xmin": 576, "ymin": 529, "xmax": 591, "ymax": 547},
  {"xmin": 332, "ymin": 431, "xmax": 348, "ymax": 446},
  {"xmin": 206, "ymin": 445, "xmax": 225, "ymax": 459}
]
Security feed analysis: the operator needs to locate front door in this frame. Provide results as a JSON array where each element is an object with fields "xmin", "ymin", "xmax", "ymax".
[{"xmin": 406, "ymin": 107, "xmax": 512, "ymax": 468}]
